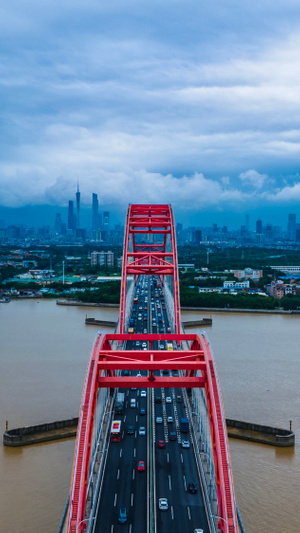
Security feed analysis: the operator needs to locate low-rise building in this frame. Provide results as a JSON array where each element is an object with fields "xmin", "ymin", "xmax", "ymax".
[{"xmin": 234, "ymin": 268, "xmax": 263, "ymax": 280}]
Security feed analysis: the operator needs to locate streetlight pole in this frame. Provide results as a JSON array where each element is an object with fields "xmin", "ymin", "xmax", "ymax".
[
  {"xmin": 211, "ymin": 514, "xmax": 228, "ymax": 531},
  {"xmin": 76, "ymin": 516, "xmax": 96, "ymax": 533}
]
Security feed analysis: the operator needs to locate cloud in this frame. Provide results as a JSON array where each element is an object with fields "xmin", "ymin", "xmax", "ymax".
[
  {"xmin": 0, "ymin": 0, "xmax": 300, "ymax": 219},
  {"xmin": 239, "ymin": 170, "xmax": 268, "ymax": 190}
]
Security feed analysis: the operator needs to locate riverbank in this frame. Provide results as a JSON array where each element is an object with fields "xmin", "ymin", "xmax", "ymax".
[{"xmin": 56, "ymin": 298, "xmax": 300, "ymax": 315}]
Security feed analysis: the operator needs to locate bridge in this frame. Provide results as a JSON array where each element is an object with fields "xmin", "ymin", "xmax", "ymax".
[{"xmin": 64, "ymin": 204, "xmax": 240, "ymax": 533}]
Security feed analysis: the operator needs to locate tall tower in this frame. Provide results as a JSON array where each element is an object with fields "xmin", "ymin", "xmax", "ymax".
[
  {"xmin": 76, "ymin": 183, "xmax": 80, "ymax": 230},
  {"xmin": 245, "ymin": 214, "xmax": 250, "ymax": 232},
  {"xmin": 92, "ymin": 193, "xmax": 99, "ymax": 230},
  {"xmin": 256, "ymin": 219, "xmax": 262, "ymax": 234},
  {"xmin": 68, "ymin": 201, "xmax": 76, "ymax": 230}
]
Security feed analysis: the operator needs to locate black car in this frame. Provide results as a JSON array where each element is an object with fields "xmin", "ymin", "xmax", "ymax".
[
  {"xmin": 188, "ymin": 482, "xmax": 198, "ymax": 494},
  {"xmin": 127, "ymin": 425, "xmax": 135, "ymax": 435},
  {"xmin": 169, "ymin": 432, "xmax": 177, "ymax": 441},
  {"xmin": 155, "ymin": 396, "xmax": 162, "ymax": 404}
]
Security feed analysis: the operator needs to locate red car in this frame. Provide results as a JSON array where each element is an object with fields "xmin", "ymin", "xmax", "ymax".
[
  {"xmin": 158, "ymin": 440, "xmax": 165, "ymax": 448},
  {"xmin": 137, "ymin": 460, "xmax": 145, "ymax": 471}
]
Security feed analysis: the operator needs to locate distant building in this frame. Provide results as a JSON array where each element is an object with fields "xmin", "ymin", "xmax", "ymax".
[
  {"xmin": 54, "ymin": 213, "xmax": 66, "ymax": 235},
  {"xmin": 68, "ymin": 201, "xmax": 76, "ymax": 230},
  {"xmin": 76, "ymin": 184, "xmax": 81, "ymax": 230},
  {"xmin": 256, "ymin": 219, "xmax": 262, "ymax": 234},
  {"xmin": 270, "ymin": 266, "xmax": 300, "ymax": 277},
  {"xmin": 92, "ymin": 193, "xmax": 99, "ymax": 230},
  {"xmin": 91, "ymin": 250, "xmax": 114, "ymax": 267},
  {"xmin": 223, "ymin": 280, "xmax": 250, "ymax": 289},
  {"xmin": 234, "ymin": 268, "xmax": 263, "ymax": 281},
  {"xmin": 267, "ymin": 280, "xmax": 296, "ymax": 299}
]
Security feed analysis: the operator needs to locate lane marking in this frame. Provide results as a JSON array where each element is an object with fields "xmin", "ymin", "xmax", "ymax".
[
  {"xmin": 134, "ymin": 447, "xmax": 136, "ymax": 457},
  {"xmin": 181, "ymin": 453, "xmax": 184, "ymax": 463},
  {"xmin": 114, "ymin": 493, "xmax": 117, "ymax": 507},
  {"xmin": 132, "ymin": 469, "xmax": 135, "ymax": 480},
  {"xmin": 168, "ymin": 475, "xmax": 172, "ymax": 491},
  {"xmin": 131, "ymin": 493, "xmax": 134, "ymax": 506},
  {"xmin": 187, "ymin": 506, "xmax": 191, "ymax": 520},
  {"xmin": 166, "ymin": 452, "xmax": 170, "ymax": 463},
  {"xmin": 171, "ymin": 505, "xmax": 174, "ymax": 520},
  {"xmin": 183, "ymin": 475, "xmax": 187, "ymax": 491},
  {"xmin": 120, "ymin": 448, "xmax": 122, "ymax": 458},
  {"xmin": 117, "ymin": 469, "xmax": 120, "ymax": 480}
]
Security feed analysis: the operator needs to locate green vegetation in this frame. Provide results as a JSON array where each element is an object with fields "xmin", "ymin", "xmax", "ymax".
[
  {"xmin": 179, "ymin": 284, "xmax": 278, "ymax": 309},
  {"xmin": 69, "ymin": 281, "xmax": 120, "ymax": 304}
]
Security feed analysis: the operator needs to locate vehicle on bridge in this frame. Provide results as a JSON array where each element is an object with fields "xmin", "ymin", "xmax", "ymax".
[
  {"xmin": 110, "ymin": 420, "xmax": 121, "ymax": 442},
  {"xmin": 180, "ymin": 417, "xmax": 189, "ymax": 432},
  {"xmin": 115, "ymin": 392, "xmax": 125, "ymax": 414}
]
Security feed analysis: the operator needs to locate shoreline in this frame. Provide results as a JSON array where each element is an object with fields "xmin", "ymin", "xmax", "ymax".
[{"xmin": 56, "ymin": 299, "xmax": 300, "ymax": 315}]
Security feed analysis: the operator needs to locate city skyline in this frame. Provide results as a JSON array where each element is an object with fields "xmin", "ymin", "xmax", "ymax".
[
  {"xmin": 0, "ymin": 190, "xmax": 299, "ymax": 240},
  {"xmin": 1, "ymin": 2, "xmax": 300, "ymax": 223}
]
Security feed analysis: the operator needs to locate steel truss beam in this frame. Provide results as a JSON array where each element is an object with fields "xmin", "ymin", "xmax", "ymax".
[
  {"xmin": 68, "ymin": 332, "xmax": 238, "ymax": 533},
  {"xmin": 119, "ymin": 204, "xmax": 181, "ymax": 333}
]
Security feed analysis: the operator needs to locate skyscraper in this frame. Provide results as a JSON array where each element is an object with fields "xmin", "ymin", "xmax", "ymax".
[
  {"xmin": 68, "ymin": 201, "xmax": 76, "ymax": 230},
  {"xmin": 256, "ymin": 219, "xmax": 262, "ymax": 234},
  {"xmin": 92, "ymin": 193, "xmax": 99, "ymax": 230},
  {"xmin": 76, "ymin": 184, "xmax": 80, "ymax": 230}
]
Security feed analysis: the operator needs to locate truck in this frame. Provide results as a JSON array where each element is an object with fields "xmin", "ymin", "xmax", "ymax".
[
  {"xmin": 115, "ymin": 392, "xmax": 125, "ymax": 415},
  {"xmin": 180, "ymin": 417, "xmax": 189, "ymax": 433}
]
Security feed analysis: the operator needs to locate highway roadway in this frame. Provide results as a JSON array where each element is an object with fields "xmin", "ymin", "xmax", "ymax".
[{"xmin": 94, "ymin": 276, "xmax": 209, "ymax": 533}]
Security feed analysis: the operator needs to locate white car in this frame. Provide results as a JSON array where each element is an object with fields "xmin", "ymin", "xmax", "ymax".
[
  {"xmin": 142, "ymin": 342, "xmax": 147, "ymax": 348},
  {"xmin": 167, "ymin": 416, "xmax": 173, "ymax": 423},
  {"xmin": 158, "ymin": 498, "xmax": 168, "ymax": 511},
  {"xmin": 139, "ymin": 427, "xmax": 146, "ymax": 436},
  {"xmin": 182, "ymin": 440, "xmax": 190, "ymax": 448},
  {"xmin": 165, "ymin": 397, "xmax": 172, "ymax": 403},
  {"xmin": 156, "ymin": 417, "xmax": 163, "ymax": 424},
  {"xmin": 140, "ymin": 390, "xmax": 146, "ymax": 397}
]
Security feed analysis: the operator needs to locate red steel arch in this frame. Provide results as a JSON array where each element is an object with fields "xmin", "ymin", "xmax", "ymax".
[
  {"xmin": 119, "ymin": 204, "xmax": 181, "ymax": 334},
  {"xmin": 67, "ymin": 204, "xmax": 238, "ymax": 533}
]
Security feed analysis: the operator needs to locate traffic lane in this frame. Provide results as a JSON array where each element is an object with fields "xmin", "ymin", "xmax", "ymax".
[
  {"xmin": 95, "ymin": 393, "xmax": 147, "ymax": 532},
  {"xmin": 180, "ymin": 440, "xmax": 209, "ymax": 532},
  {"xmin": 155, "ymin": 440, "xmax": 174, "ymax": 531}
]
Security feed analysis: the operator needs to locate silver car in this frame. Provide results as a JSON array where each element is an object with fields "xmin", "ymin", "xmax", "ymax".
[{"xmin": 158, "ymin": 498, "xmax": 168, "ymax": 511}]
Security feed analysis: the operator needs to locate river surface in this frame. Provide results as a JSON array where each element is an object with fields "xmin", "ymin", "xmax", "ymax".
[{"xmin": 0, "ymin": 300, "xmax": 299, "ymax": 533}]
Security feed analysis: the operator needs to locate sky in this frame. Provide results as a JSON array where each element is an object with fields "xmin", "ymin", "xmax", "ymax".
[{"xmin": 1, "ymin": 0, "xmax": 300, "ymax": 229}]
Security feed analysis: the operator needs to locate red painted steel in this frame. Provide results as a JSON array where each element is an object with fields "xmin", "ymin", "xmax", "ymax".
[
  {"xmin": 119, "ymin": 204, "xmax": 181, "ymax": 333},
  {"xmin": 67, "ymin": 204, "xmax": 238, "ymax": 533}
]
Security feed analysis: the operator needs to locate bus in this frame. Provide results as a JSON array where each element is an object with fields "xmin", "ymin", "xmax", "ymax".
[{"xmin": 111, "ymin": 420, "xmax": 122, "ymax": 442}]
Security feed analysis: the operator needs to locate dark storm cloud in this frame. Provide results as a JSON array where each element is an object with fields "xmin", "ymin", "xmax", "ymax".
[{"xmin": 0, "ymin": 0, "xmax": 300, "ymax": 218}]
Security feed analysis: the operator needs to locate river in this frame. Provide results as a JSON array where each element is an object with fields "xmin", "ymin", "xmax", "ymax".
[{"xmin": 0, "ymin": 300, "xmax": 299, "ymax": 533}]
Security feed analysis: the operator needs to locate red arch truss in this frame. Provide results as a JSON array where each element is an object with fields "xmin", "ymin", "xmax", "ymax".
[
  {"xmin": 68, "ymin": 332, "xmax": 238, "ymax": 533},
  {"xmin": 119, "ymin": 204, "xmax": 181, "ymax": 333}
]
